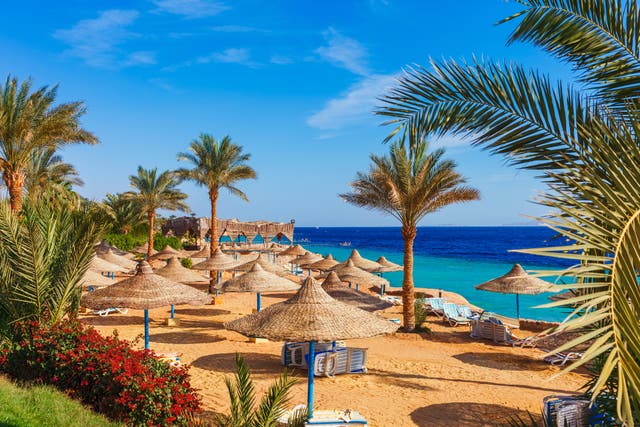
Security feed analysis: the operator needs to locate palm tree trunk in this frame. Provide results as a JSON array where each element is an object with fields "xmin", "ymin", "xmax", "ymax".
[
  {"xmin": 3, "ymin": 170, "xmax": 25, "ymax": 213},
  {"xmin": 401, "ymin": 225, "xmax": 417, "ymax": 331},
  {"xmin": 147, "ymin": 210, "xmax": 155, "ymax": 259},
  {"xmin": 209, "ymin": 189, "xmax": 219, "ymax": 294}
]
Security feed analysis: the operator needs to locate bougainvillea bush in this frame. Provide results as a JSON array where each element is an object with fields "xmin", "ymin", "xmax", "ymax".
[{"xmin": 0, "ymin": 320, "xmax": 201, "ymax": 426}]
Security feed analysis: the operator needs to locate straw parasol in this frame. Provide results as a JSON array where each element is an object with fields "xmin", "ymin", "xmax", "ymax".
[
  {"xmin": 475, "ymin": 264, "xmax": 560, "ymax": 318},
  {"xmin": 292, "ymin": 252, "xmax": 323, "ymax": 268},
  {"xmin": 218, "ymin": 263, "xmax": 299, "ymax": 311},
  {"xmin": 192, "ymin": 247, "xmax": 243, "ymax": 293},
  {"xmin": 278, "ymin": 244, "xmax": 306, "ymax": 257},
  {"xmin": 236, "ymin": 253, "xmax": 291, "ymax": 277},
  {"xmin": 99, "ymin": 249, "xmax": 138, "ymax": 269},
  {"xmin": 375, "ymin": 256, "xmax": 403, "ymax": 273},
  {"xmin": 225, "ymin": 276, "xmax": 398, "ymax": 417},
  {"xmin": 95, "ymin": 240, "xmax": 129, "ymax": 257},
  {"xmin": 149, "ymin": 245, "xmax": 183, "ymax": 261},
  {"xmin": 306, "ymin": 254, "xmax": 340, "ymax": 272},
  {"xmin": 80, "ymin": 269, "xmax": 116, "ymax": 288},
  {"xmin": 333, "ymin": 260, "xmax": 389, "ymax": 289},
  {"xmin": 268, "ymin": 243, "xmax": 284, "ymax": 252},
  {"xmin": 132, "ymin": 243, "xmax": 157, "ymax": 256},
  {"xmin": 321, "ymin": 272, "xmax": 393, "ymax": 312},
  {"xmin": 331, "ymin": 249, "xmax": 381, "ymax": 273},
  {"xmin": 190, "ymin": 244, "xmax": 211, "ymax": 259},
  {"xmin": 81, "ymin": 261, "xmax": 210, "ymax": 348},
  {"xmin": 90, "ymin": 256, "xmax": 129, "ymax": 274},
  {"xmin": 155, "ymin": 257, "xmax": 208, "ymax": 284}
]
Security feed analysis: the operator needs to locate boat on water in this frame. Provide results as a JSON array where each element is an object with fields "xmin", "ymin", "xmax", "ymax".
[
  {"xmin": 299, "ymin": 238, "xmax": 311, "ymax": 243},
  {"xmin": 339, "ymin": 241, "xmax": 351, "ymax": 247}
]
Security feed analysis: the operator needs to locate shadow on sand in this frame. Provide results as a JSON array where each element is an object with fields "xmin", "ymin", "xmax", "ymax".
[
  {"xmin": 452, "ymin": 352, "xmax": 545, "ymax": 371},
  {"xmin": 150, "ymin": 331, "xmax": 225, "ymax": 345},
  {"xmin": 411, "ymin": 402, "xmax": 539, "ymax": 426},
  {"xmin": 191, "ymin": 352, "xmax": 283, "ymax": 374},
  {"xmin": 81, "ymin": 314, "xmax": 146, "ymax": 327}
]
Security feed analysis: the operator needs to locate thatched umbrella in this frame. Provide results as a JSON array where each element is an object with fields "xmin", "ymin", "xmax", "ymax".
[
  {"xmin": 331, "ymin": 249, "xmax": 381, "ymax": 273},
  {"xmin": 81, "ymin": 269, "xmax": 116, "ymax": 288},
  {"xmin": 155, "ymin": 257, "xmax": 208, "ymax": 284},
  {"xmin": 149, "ymin": 245, "xmax": 183, "ymax": 261},
  {"xmin": 95, "ymin": 240, "xmax": 129, "ymax": 257},
  {"xmin": 218, "ymin": 263, "xmax": 299, "ymax": 311},
  {"xmin": 192, "ymin": 247, "xmax": 243, "ymax": 293},
  {"xmin": 321, "ymin": 272, "xmax": 393, "ymax": 312},
  {"xmin": 236, "ymin": 253, "xmax": 290, "ymax": 277},
  {"xmin": 132, "ymin": 243, "xmax": 157, "ymax": 256},
  {"xmin": 225, "ymin": 276, "xmax": 398, "ymax": 417},
  {"xmin": 375, "ymin": 256, "xmax": 402, "ymax": 273},
  {"xmin": 475, "ymin": 264, "xmax": 560, "ymax": 319},
  {"xmin": 306, "ymin": 254, "xmax": 340, "ymax": 272},
  {"xmin": 81, "ymin": 261, "xmax": 210, "ymax": 348},
  {"xmin": 333, "ymin": 260, "xmax": 389, "ymax": 290},
  {"xmin": 279, "ymin": 244, "xmax": 306, "ymax": 257},
  {"xmin": 99, "ymin": 249, "xmax": 138, "ymax": 270},
  {"xmin": 190, "ymin": 244, "xmax": 211, "ymax": 259},
  {"xmin": 90, "ymin": 256, "xmax": 129, "ymax": 274}
]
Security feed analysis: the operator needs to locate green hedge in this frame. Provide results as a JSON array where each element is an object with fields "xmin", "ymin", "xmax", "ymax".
[{"xmin": 105, "ymin": 233, "xmax": 183, "ymax": 252}]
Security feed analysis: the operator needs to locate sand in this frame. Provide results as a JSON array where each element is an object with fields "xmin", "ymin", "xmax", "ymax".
[{"xmin": 80, "ymin": 279, "xmax": 587, "ymax": 427}]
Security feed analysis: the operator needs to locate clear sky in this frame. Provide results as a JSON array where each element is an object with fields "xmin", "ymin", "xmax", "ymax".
[{"xmin": 0, "ymin": 1, "xmax": 572, "ymax": 226}]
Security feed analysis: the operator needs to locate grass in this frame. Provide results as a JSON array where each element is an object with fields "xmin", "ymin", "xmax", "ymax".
[{"xmin": 0, "ymin": 376, "xmax": 119, "ymax": 427}]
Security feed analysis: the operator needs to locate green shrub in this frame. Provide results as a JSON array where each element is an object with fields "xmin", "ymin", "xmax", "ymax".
[
  {"xmin": 414, "ymin": 301, "xmax": 430, "ymax": 333},
  {"xmin": 104, "ymin": 233, "xmax": 147, "ymax": 251},
  {"xmin": 153, "ymin": 234, "xmax": 182, "ymax": 251},
  {"xmin": 181, "ymin": 257, "xmax": 193, "ymax": 269}
]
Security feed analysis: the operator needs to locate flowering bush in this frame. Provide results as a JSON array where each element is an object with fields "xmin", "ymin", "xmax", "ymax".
[{"xmin": 0, "ymin": 320, "xmax": 201, "ymax": 426}]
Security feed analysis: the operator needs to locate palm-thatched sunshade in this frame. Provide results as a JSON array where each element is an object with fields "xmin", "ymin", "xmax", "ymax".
[
  {"xmin": 236, "ymin": 253, "xmax": 291, "ymax": 277},
  {"xmin": 218, "ymin": 263, "xmax": 299, "ymax": 311},
  {"xmin": 99, "ymin": 249, "xmax": 138, "ymax": 270},
  {"xmin": 321, "ymin": 272, "xmax": 393, "ymax": 312},
  {"xmin": 332, "ymin": 260, "xmax": 389, "ymax": 289},
  {"xmin": 90, "ymin": 256, "xmax": 130, "ymax": 274},
  {"xmin": 306, "ymin": 254, "xmax": 340, "ymax": 272},
  {"xmin": 132, "ymin": 243, "xmax": 157, "ymax": 256},
  {"xmin": 190, "ymin": 244, "xmax": 211, "ymax": 259},
  {"xmin": 375, "ymin": 256, "xmax": 403, "ymax": 273},
  {"xmin": 81, "ymin": 269, "xmax": 117, "ymax": 288},
  {"xmin": 155, "ymin": 257, "xmax": 208, "ymax": 284},
  {"xmin": 292, "ymin": 252, "xmax": 323, "ymax": 268},
  {"xmin": 330, "ymin": 249, "xmax": 382, "ymax": 273},
  {"xmin": 95, "ymin": 240, "xmax": 129, "ymax": 257},
  {"xmin": 475, "ymin": 264, "xmax": 560, "ymax": 318},
  {"xmin": 81, "ymin": 261, "xmax": 210, "ymax": 348},
  {"xmin": 278, "ymin": 244, "xmax": 306, "ymax": 257},
  {"xmin": 191, "ymin": 247, "xmax": 242, "ymax": 271},
  {"xmin": 268, "ymin": 243, "xmax": 284, "ymax": 252},
  {"xmin": 225, "ymin": 276, "xmax": 398, "ymax": 417},
  {"xmin": 149, "ymin": 245, "xmax": 183, "ymax": 261}
]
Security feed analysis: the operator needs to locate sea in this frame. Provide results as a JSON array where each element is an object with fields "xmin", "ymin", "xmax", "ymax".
[{"xmin": 290, "ymin": 226, "xmax": 574, "ymax": 322}]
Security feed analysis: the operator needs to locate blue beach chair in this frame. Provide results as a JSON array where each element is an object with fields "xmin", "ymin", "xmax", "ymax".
[
  {"xmin": 442, "ymin": 302, "xmax": 471, "ymax": 326},
  {"xmin": 425, "ymin": 297, "xmax": 445, "ymax": 317}
]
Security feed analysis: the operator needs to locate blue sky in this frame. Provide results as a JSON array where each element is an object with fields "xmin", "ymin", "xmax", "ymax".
[{"xmin": 0, "ymin": 1, "xmax": 572, "ymax": 226}]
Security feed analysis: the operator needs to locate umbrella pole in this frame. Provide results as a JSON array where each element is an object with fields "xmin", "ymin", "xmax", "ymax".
[
  {"xmin": 516, "ymin": 294, "xmax": 520, "ymax": 319},
  {"xmin": 256, "ymin": 292, "xmax": 261, "ymax": 312},
  {"xmin": 170, "ymin": 305, "xmax": 174, "ymax": 318},
  {"xmin": 144, "ymin": 309, "xmax": 149, "ymax": 349},
  {"xmin": 307, "ymin": 340, "xmax": 315, "ymax": 418}
]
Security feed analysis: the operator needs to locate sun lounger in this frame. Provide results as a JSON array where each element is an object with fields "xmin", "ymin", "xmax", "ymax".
[
  {"xmin": 313, "ymin": 347, "xmax": 368, "ymax": 377},
  {"xmin": 278, "ymin": 406, "xmax": 367, "ymax": 426},
  {"xmin": 457, "ymin": 305, "xmax": 479, "ymax": 320},
  {"xmin": 470, "ymin": 319, "xmax": 534, "ymax": 346},
  {"xmin": 155, "ymin": 352, "xmax": 182, "ymax": 368},
  {"xmin": 380, "ymin": 295, "xmax": 402, "ymax": 305},
  {"xmin": 424, "ymin": 297, "xmax": 445, "ymax": 317},
  {"xmin": 281, "ymin": 341, "xmax": 345, "ymax": 367},
  {"xmin": 543, "ymin": 395, "xmax": 591, "ymax": 427},
  {"xmin": 442, "ymin": 302, "xmax": 471, "ymax": 326},
  {"xmin": 543, "ymin": 351, "xmax": 582, "ymax": 366},
  {"xmin": 93, "ymin": 307, "xmax": 128, "ymax": 317}
]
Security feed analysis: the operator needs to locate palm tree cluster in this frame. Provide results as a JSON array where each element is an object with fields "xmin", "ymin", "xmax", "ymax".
[{"xmin": 377, "ymin": 0, "xmax": 640, "ymax": 423}]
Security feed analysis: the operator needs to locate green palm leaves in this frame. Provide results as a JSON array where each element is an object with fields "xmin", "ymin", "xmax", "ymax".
[
  {"xmin": 0, "ymin": 199, "xmax": 105, "ymax": 338},
  {"xmin": 177, "ymin": 134, "xmax": 256, "ymax": 251},
  {"xmin": 126, "ymin": 167, "xmax": 189, "ymax": 258},
  {"xmin": 0, "ymin": 76, "xmax": 96, "ymax": 212},
  {"xmin": 378, "ymin": 0, "xmax": 640, "ymax": 423}
]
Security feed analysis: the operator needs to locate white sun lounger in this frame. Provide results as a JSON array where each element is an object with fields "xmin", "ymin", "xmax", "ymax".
[
  {"xmin": 282, "ymin": 341, "xmax": 345, "ymax": 367},
  {"xmin": 93, "ymin": 307, "xmax": 128, "ymax": 317},
  {"xmin": 313, "ymin": 347, "xmax": 368, "ymax": 377},
  {"xmin": 278, "ymin": 406, "xmax": 368, "ymax": 426}
]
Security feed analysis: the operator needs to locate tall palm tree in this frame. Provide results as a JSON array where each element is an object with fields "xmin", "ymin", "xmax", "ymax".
[
  {"xmin": 340, "ymin": 136, "xmax": 479, "ymax": 331},
  {"xmin": 0, "ymin": 76, "xmax": 97, "ymax": 213},
  {"xmin": 126, "ymin": 167, "xmax": 189, "ymax": 259},
  {"xmin": 101, "ymin": 193, "xmax": 145, "ymax": 235},
  {"xmin": 24, "ymin": 148, "xmax": 83, "ymax": 201},
  {"xmin": 176, "ymin": 134, "xmax": 256, "ymax": 252},
  {"xmin": 377, "ymin": 1, "xmax": 640, "ymax": 422}
]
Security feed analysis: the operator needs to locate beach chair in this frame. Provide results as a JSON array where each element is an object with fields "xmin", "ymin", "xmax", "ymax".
[
  {"xmin": 543, "ymin": 395, "xmax": 591, "ymax": 427},
  {"xmin": 543, "ymin": 351, "xmax": 583, "ymax": 366},
  {"xmin": 93, "ymin": 307, "xmax": 128, "ymax": 317},
  {"xmin": 278, "ymin": 406, "xmax": 368, "ymax": 426},
  {"xmin": 457, "ymin": 305, "xmax": 479, "ymax": 320},
  {"xmin": 155, "ymin": 352, "xmax": 182, "ymax": 368},
  {"xmin": 313, "ymin": 347, "xmax": 368, "ymax": 377},
  {"xmin": 442, "ymin": 302, "xmax": 471, "ymax": 326},
  {"xmin": 381, "ymin": 295, "xmax": 402, "ymax": 305},
  {"xmin": 281, "ymin": 341, "xmax": 345, "ymax": 367},
  {"xmin": 424, "ymin": 297, "xmax": 445, "ymax": 317}
]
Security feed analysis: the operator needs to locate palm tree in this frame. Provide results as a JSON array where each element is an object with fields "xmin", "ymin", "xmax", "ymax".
[
  {"xmin": 340, "ymin": 136, "xmax": 479, "ymax": 331},
  {"xmin": 24, "ymin": 148, "xmax": 83, "ymax": 201},
  {"xmin": 0, "ymin": 76, "xmax": 97, "ymax": 213},
  {"xmin": 126, "ymin": 167, "xmax": 189, "ymax": 259},
  {"xmin": 377, "ymin": 0, "xmax": 640, "ymax": 422},
  {"xmin": 176, "ymin": 134, "xmax": 256, "ymax": 252},
  {"xmin": 101, "ymin": 193, "xmax": 145, "ymax": 235}
]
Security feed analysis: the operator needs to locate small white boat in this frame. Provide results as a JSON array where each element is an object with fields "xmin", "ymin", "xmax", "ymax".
[{"xmin": 339, "ymin": 241, "xmax": 351, "ymax": 247}]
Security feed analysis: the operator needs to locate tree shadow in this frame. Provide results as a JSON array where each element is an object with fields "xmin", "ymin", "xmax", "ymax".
[
  {"xmin": 411, "ymin": 402, "xmax": 539, "ymax": 426},
  {"xmin": 452, "ymin": 352, "xmax": 545, "ymax": 371},
  {"xmin": 150, "ymin": 331, "xmax": 225, "ymax": 344},
  {"xmin": 80, "ymin": 315, "xmax": 146, "ymax": 327},
  {"xmin": 191, "ymin": 352, "xmax": 283, "ymax": 374},
  {"xmin": 174, "ymin": 307, "xmax": 231, "ymax": 316}
]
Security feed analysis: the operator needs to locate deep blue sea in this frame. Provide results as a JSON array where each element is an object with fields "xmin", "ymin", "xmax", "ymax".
[{"xmin": 290, "ymin": 226, "xmax": 572, "ymax": 322}]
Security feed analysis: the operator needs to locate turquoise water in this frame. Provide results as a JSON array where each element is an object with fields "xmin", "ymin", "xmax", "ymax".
[{"xmin": 294, "ymin": 227, "xmax": 571, "ymax": 322}]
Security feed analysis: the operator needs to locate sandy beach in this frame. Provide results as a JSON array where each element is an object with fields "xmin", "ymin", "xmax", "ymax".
[{"xmin": 81, "ymin": 281, "xmax": 587, "ymax": 427}]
